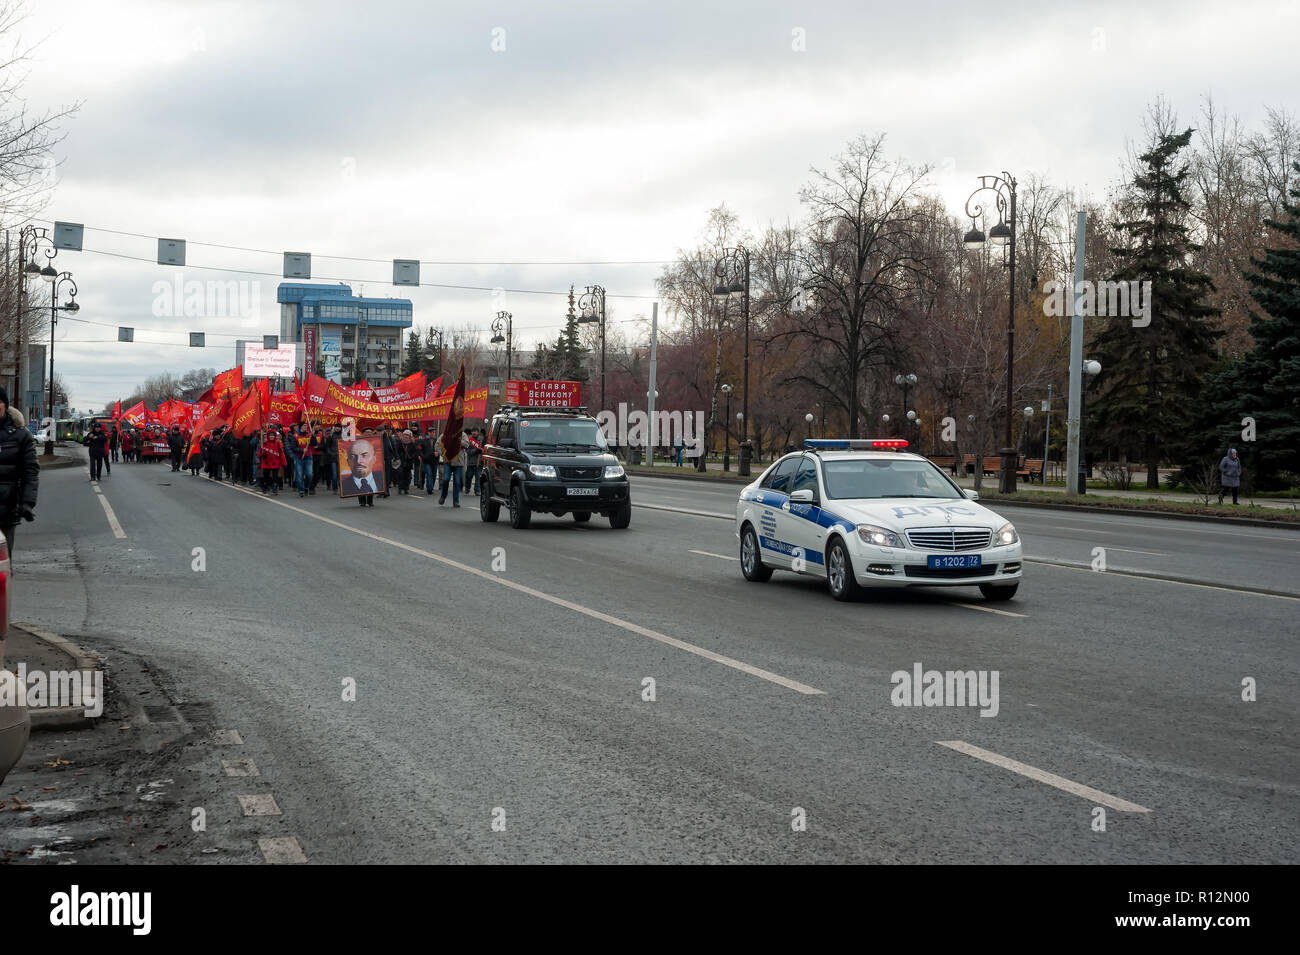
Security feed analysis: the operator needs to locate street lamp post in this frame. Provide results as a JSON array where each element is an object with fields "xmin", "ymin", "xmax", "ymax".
[
  {"xmin": 894, "ymin": 373, "xmax": 917, "ymax": 443},
  {"xmin": 45, "ymin": 271, "xmax": 78, "ymax": 456},
  {"xmin": 15, "ymin": 226, "xmax": 55, "ymax": 417},
  {"xmin": 577, "ymin": 285, "xmax": 606, "ymax": 412},
  {"xmin": 713, "ymin": 246, "xmax": 751, "ymax": 475},
  {"xmin": 964, "ymin": 172, "xmax": 1019, "ymax": 493},
  {"xmin": 1078, "ymin": 360, "xmax": 1101, "ymax": 495},
  {"xmin": 1041, "ymin": 384, "xmax": 1052, "ymax": 485},
  {"xmin": 490, "ymin": 311, "xmax": 513, "ymax": 381},
  {"xmin": 721, "ymin": 383, "xmax": 733, "ymax": 471},
  {"xmin": 804, "ymin": 412, "xmax": 814, "ymax": 440}
]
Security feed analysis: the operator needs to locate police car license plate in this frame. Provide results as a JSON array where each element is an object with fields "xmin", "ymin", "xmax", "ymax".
[
  {"xmin": 927, "ymin": 554, "xmax": 982, "ymax": 569},
  {"xmin": 568, "ymin": 487, "xmax": 598, "ymax": 496}
]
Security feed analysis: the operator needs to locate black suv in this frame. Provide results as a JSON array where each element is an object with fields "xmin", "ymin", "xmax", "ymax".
[{"xmin": 480, "ymin": 405, "xmax": 631, "ymax": 529}]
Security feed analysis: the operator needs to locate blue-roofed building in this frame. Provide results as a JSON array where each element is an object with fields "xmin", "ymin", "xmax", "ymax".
[{"xmin": 277, "ymin": 282, "xmax": 413, "ymax": 386}]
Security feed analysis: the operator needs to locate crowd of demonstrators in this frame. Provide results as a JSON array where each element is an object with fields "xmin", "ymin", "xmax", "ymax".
[{"xmin": 0, "ymin": 387, "xmax": 39, "ymax": 558}]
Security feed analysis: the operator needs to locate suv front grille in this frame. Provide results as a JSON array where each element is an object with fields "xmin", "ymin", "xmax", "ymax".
[
  {"xmin": 904, "ymin": 527, "xmax": 992, "ymax": 551},
  {"xmin": 558, "ymin": 467, "xmax": 602, "ymax": 479}
]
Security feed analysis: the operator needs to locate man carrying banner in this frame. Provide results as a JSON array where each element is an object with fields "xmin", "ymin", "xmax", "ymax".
[{"xmin": 437, "ymin": 361, "xmax": 467, "ymax": 508}]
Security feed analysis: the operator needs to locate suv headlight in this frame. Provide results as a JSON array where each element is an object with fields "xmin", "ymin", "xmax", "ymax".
[
  {"xmin": 528, "ymin": 464, "xmax": 557, "ymax": 478},
  {"xmin": 856, "ymin": 524, "xmax": 905, "ymax": 548},
  {"xmin": 603, "ymin": 464, "xmax": 625, "ymax": 479},
  {"xmin": 996, "ymin": 522, "xmax": 1018, "ymax": 545}
]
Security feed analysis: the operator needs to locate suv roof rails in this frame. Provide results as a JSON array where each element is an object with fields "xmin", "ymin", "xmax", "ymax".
[{"xmin": 496, "ymin": 404, "xmax": 591, "ymax": 416}]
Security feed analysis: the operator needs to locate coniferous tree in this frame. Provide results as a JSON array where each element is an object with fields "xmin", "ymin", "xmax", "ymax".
[
  {"xmin": 1201, "ymin": 161, "xmax": 1300, "ymax": 487},
  {"xmin": 1090, "ymin": 127, "xmax": 1221, "ymax": 488},
  {"xmin": 401, "ymin": 330, "xmax": 423, "ymax": 376}
]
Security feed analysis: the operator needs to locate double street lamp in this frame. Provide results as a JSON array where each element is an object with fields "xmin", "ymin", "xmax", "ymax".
[
  {"xmin": 1078, "ymin": 359, "xmax": 1102, "ymax": 494},
  {"xmin": 713, "ymin": 246, "xmax": 751, "ymax": 476},
  {"xmin": 894, "ymin": 372, "xmax": 917, "ymax": 443},
  {"xmin": 490, "ymin": 311, "xmax": 513, "ymax": 381},
  {"xmin": 964, "ymin": 171, "xmax": 1019, "ymax": 493},
  {"xmin": 576, "ymin": 285, "xmax": 606, "ymax": 411},
  {"xmin": 46, "ymin": 271, "xmax": 79, "ymax": 455}
]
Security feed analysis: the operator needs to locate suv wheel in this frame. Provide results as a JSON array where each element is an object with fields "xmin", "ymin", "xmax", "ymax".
[
  {"xmin": 480, "ymin": 485, "xmax": 500, "ymax": 522},
  {"xmin": 740, "ymin": 525, "xmax": 772, "ymax": 582},
  {"xmin": 508, "ymin": 484, "xmax": 532, "ymax": 529},
  {"xmin": 573, "ymin": 512, "xmax": 591, "ymax": 523},
  {"xmin": 608, "ymin": 499, "xmax": 631, "ymax": 529},
  {"xmin": 826, "ymin": 539, "xmax": 865, "ymax": 601}
]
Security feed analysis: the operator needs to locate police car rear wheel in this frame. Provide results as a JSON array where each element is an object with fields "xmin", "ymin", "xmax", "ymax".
[
  {"xmin": 827, "ymin": 540, "xmax": 864, "ymax": 601},
  {"xmin": 978, "ymin": 583, "xmax": 1018, "ymax": 601},
  {"xmin": 740, "ymin": 525, "xmax": 772, "ymax": 582}
]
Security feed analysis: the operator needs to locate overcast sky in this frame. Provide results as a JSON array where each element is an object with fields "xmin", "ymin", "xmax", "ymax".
[{"xmin": 17, "ymin": 0, "xmax": 1296, "ymax": 410}]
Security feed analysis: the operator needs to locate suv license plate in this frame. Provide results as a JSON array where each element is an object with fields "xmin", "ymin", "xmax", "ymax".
[
  {"xmin": 568, "ymin": 487, "xmax": 598, "ymax": 496},
  {"xmin": 927, "ymin": 554, "xmax": 982, "ymax": 569}
]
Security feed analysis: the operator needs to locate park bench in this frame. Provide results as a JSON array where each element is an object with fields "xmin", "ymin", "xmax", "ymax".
[
  {"xmin": 1017, "ymin": 457, "xmax": 1044, "ymax": 482},
  {"xmin": 928, "ymin": 455, "xmax": 957, "ymax": 475},
  {"xmin": 962, "ymin": 454, "xmax": 1003, "ymax": 476}
]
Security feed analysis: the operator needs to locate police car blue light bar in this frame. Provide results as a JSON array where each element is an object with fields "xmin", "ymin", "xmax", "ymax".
[{"xmin": 804, "ymin": 438, "xmax": 909, "ymax": 451}]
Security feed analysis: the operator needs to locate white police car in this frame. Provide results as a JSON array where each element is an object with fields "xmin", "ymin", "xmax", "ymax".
[{"xmin": 735, "ymin": 439, "xmax": 1023, "ymax": 601}]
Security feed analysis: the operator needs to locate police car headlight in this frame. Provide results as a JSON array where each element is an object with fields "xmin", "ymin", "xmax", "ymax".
[
  {"xmin": 856, "ymin": 524, "xmax": 904, "ymax": 548},
  {"xmin": 528, "ymin": 464, "xmax": 557, "ymax": 478},
  {"xmin": 603, "ymin": 464, "xmax": 625, "ymax": 479},
  {"xmin": 997, "ymin": 522, "xmax": 1019, "ymax": 545}
]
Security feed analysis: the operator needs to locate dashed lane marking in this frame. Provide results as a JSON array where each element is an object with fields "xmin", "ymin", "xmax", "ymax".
[
  {"xmin": 948, "ymin": 602, "xmax": 1027, "ymax": 618},
  {"xmin": 689, "ymin": 549, "xmax": 738, "ymax": 561},
  {"xmin": 238, "ymin": 794, "xmax": 282, "ymax": 817},
  {"xmin": 91, "ymin": 484, "xmax": 127, "ymax": 538},
  {"xmin": 210, "ymin": 479, "xmax": 825, "ymax": 695},
  {"xmin": 258, "ymin": 836, "xmax": 307, "ymax": 864},
  {"xmin": 936, "ymin": 740, "xmax": 1152, "ymax": 813},
  {"xmin": 211, "ymin": 729, "xmax": 244, "ymax": 745}
]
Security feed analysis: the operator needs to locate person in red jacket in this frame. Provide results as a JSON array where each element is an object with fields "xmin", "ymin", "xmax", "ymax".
[{"xmin": 257, "ymin": 429, "xmax": 286, "ymax": 495}]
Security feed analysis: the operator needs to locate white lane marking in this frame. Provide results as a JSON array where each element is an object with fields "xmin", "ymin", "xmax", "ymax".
[
  {"xmin": 238, "ymin": 794, "xmax": 282, "ymax": 817},
  {"xmin": 1105, "ymin": 546, "xmax": 1169, "ymax": 556},
  {"xmin": 222, "ymin": 758, "xmax": 259, "ymax": 777},
  {"xmin": 1044, "ymin": 519, "xmax": 1295, "ymax": 543},
  {"xmin": 636, "ymin": 502, "xmax": 732, "ymax": 520},
  {"xmin": 949, "ymin": 602, "xmax": 1027, "ymax": 618},
  {"xmin": 936, "ymin": 740, "xmax": 1152, "ymax": 813},
  {"xmin": 1025, "ymin": 556, "xmax": 1300, "ymax": 601},
  {"xmin": 689, "ymin": 549, "xmax": 738, "ymax": 561},
  {"xmin": 258, "ymin": 835, "xmax": 307, "ymax": 864},
  {"xmin": 212, "ymin": 729, "xmax": 244, "ymax": 745},
  {"xmin": 92, "ymin": 485, "xmax": 127, "ymax": 538},
  {"xmin": 215, "ymin": 481, "xmax": 825, "ymax": 695}
]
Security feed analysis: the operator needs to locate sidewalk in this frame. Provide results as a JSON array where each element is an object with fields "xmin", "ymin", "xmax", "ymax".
[
  {"xmin": 36, "ymin": 441, "xmax": 86, "ymax": 471},
  {"xmin": 950, "ymin": 474, "xmax": 1299, "ymax": 512}
]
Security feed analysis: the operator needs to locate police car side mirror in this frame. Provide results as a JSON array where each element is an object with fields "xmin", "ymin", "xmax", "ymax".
[
  {"xmin": 790, "ymin": 488, "xmax": 817, "ymax": 504},
  {"xmin": 964, "ymin": 489, "xmax": 979, "ymax": 500}
]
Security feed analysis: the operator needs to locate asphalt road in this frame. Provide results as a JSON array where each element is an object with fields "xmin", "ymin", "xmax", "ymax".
[{"xmin": 10, "ymin": 459, "xmax": 1298, "ymax": 863}]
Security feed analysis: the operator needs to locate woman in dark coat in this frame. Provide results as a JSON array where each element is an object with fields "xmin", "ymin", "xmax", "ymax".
[{"xmin": 0, "ymin": 388, "xmax": 38, "ymax": 558}]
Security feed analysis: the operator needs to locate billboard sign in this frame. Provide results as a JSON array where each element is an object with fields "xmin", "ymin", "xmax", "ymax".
[
  {"xmin": 503, "ymin": 379, "xmax": 582, "ymax": 407},
  {"xmin": 243, "ymin": 344, "xmax": 297, "ymax": 377}
]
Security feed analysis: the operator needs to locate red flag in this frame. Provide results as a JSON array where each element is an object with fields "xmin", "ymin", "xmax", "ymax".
[
  {"xmin": 424, "ymin": 375, "xmax": 445, "ymax": 399},
  {"xmin": 294, "ymin": 375, "xmax": 313, "ymax": 432},
  {"xmin": 438, "ymin": 361, "xmax": 467, "ymax": 462},
  {"xmin": 229, "ymin": 385, "xmax": 263, "ymax": 438},
  {"xmin": 257, "ymin": 377, "xmax": 272, "ymax": 418},
  {"xmin": 112, "ymin": 399, "xmax": 121, "ymax": 419},
  {"xmin": 185, "ymin": 395, "xmax": 233, "ymax": 465}
]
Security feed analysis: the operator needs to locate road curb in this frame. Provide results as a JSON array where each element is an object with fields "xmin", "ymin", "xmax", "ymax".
[
  {"xmin": 985, "ymin": 496, "xmax": 1300, "ymax": 530},
  {"xmin": 7, "ymin": 624, "xmax": 103, "ymax": 730},
  {"xmin": 629, "ymin": 469, "xmax": 1300, "ymax": 529}
]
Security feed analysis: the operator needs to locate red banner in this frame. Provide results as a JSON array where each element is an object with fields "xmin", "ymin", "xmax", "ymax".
[
  {"xmin": 120, "ymin": 401, "xmax": 148, "ymax": 428},
  {"xmin": 212, "ymin": 367, "xmax": 244, "ymax": 403},
  {"xmin": 373, "ymin": 371, "xmax": 426, "ymax": 404},
  {"xmin": 303, "ymin": 325, "xmax": 318, "ymax": 378},
  {"xmin": 504, "ymin": 379, "xmax": 582, "ymax": 407}
]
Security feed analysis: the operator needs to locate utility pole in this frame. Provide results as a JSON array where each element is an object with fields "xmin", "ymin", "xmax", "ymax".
[{"xmin": 1065, "ymin": 212, "xmax": 1087, "ymax": 495}]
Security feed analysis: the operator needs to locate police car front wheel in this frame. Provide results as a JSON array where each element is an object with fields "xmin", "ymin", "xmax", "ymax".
[
  {"xmin": 740, "ymin": 525, "xmax": 772, "ymax": 582},
  {"xmin": 826, "ymin": 539, "xmax": 865, "ymax": 601}
]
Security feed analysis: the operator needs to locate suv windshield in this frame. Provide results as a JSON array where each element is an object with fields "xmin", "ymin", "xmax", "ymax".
[
  {"xmin": 518, "ymin": 418, "xmax": 609, "ymax": 451},
  {"xmin": 822, "ymin": 458, "xmax": 963, "ymax": 500}
]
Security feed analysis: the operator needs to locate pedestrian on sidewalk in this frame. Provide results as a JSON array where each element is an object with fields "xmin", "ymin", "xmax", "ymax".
[
  {"xmin": 85, "ymin": 422, "xmax": 110, "ymax": 481},
  {"xmin": 0, "ymin": 389, "xmax": 38, "ymax": 558},
  {"xmin": 1218, "ymin": 447, "xmax": 1242, "ymax": 505}
]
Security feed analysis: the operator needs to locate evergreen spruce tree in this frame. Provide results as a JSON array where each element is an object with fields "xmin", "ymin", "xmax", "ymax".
[
  {"xmin": 1090, "ymin": 127, "xmax": 1221, "ymax": 488},
  {"xmin": 540, "ymin": 286, "xmax": 590, "ymax": 382},
  {"xmin": 1202, "ymin": 161, "xmax": 1300, "ymax": 487},
  {"xmin": 401, "ymin": 330, "xmax": 423, "ymax": 376}
]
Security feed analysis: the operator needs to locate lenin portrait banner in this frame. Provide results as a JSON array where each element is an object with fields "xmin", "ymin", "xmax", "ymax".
[{"xmin": 338, "ymin": 437, "xmax": 386, "ymax": 498}]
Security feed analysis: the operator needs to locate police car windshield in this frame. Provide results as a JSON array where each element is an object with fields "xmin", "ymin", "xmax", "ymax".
[
  {"xmin": 822, "ymin": 458, "xmax": 962, "ymax": 500},
  {"xmin": 519, "ymin": 418, "xmax": 608, "ymax": 451}
]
